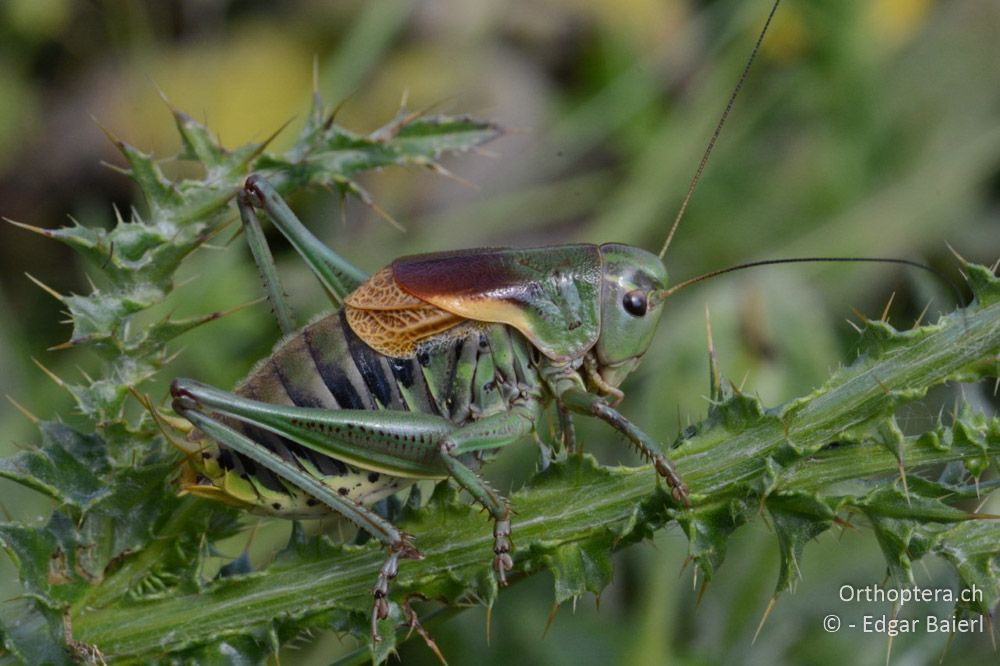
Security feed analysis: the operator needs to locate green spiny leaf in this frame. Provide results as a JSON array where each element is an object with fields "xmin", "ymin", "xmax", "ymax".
[
  {"xmin": 114, "ymin": 140, "xmax": 184, "ymax": 214},
  {"xmin": 0, "ymin": 423, "xmax": 109, "ymax": 509},
  {"xmin": 676, "ymin": 499, "xmax": 750, "ymax": 583},
  {"xmin": 933, "ymin": 521, "xmax": 1000, "ymax": 616},
  {"xmin": 535, "ymin": 537, "xmax": 615, "ymax": 606},
  {"xmin": 966, "ymin": 263, "xmax": 1000, "ymax": 307},
  {"xmin": 0, "ymin": 601, "xmax": 75, "ymax": 666},
  {"xmin": 171, "ymin": 107, "xmax": 229, "ymax": 173},
  {"xmin": 0, "ymin": 511, "xmax": 92, "ymax": 604},
  {"xmin": 766, "ymin": 492, "xmax": 837, "ymax": 594}
]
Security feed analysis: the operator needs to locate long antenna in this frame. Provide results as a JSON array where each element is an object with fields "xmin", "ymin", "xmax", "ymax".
[
  {"xmin": 658, "ymin": 0, "xmax": 782, "ymax": 260},
  {"xmin": 657, "ymin": 257, "xmax": 963, "ymax": 308}
]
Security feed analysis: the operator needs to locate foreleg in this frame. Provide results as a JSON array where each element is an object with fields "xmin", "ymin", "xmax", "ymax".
[{"xmin": 559, "ymin": 387, "xmax": 689, "ymax": 505}]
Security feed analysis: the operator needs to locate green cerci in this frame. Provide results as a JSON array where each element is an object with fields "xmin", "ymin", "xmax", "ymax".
[{"xmin": 169, "ymin": 175, "xmax": 690, "ymax": 641}]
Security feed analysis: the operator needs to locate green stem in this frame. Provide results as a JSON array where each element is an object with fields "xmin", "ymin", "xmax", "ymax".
[{"xmin": 71, "ymin": 293, "xmax": 1000, "ymax": 658}]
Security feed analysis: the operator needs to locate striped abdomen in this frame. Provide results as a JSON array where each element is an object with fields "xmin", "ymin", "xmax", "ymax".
[{"xmin": 185, "ymin": 310, "xmax": 540, "ymax": 517}]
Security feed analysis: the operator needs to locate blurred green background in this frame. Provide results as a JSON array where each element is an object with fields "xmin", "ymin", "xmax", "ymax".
[{"xmin": 1, "ymin": 0, "xmax": 998, "ymax": 664}]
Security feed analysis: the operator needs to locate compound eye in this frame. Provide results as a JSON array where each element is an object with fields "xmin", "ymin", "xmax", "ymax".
[{"xmin": 622, "ymin": 289, "xmax": 647, "ymax": 317}]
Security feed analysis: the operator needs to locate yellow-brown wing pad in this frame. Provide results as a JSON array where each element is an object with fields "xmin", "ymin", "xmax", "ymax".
[
  {"xmin": 345, "ymin": 267, "xmax": 465, "ymax": 357},
  {"xmin": 345, "ymin": 266, "xmax": 425, "ymax": 310}
]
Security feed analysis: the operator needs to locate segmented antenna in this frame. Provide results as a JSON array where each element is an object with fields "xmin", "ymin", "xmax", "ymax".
[
  {"xmin": 657, "ymin": 256, "xmax": 964, "ymax": 309},
  {"xmin": 658, "ymin": 0, "xmax": 782, "ymax": 260}
]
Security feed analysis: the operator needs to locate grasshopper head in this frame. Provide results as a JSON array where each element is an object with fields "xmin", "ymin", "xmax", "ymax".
[{"xmin": 594, "ymin": 243, "xmax": 669, "ymax": 388}]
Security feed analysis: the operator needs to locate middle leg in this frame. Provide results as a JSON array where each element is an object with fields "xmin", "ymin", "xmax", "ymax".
[{"xmin": 437, "ymin": 404, "xmax": 537, "ymax": 584}]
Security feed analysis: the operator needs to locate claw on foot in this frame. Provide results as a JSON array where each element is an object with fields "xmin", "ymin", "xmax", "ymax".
[
  {"xmin": 493, "ymin": 518, "xmax": 513, "ymax": 585},
  {"xmin": 370, "ymin": 536, "xmax": 423, "ymax": 642},
  {"xmin": 243, "ymin": 174, "xmax": 267, "ymax": 208},
  {"xmin": 403, "ymin": 594, "xmax": 448, "ymax": 665},
  {"xmin": 654, "ymin": 456, "xmax": 691, "ymax": 507}
]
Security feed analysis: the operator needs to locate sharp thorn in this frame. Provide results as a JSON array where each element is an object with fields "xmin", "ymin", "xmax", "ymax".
[
  {"xmin": 990, "ymin": 256, "xmax": 1000, "ymax": 274},
  {"xmin": 99, "ymin": 160, "xmax": 129, "ymax": 176},
  {"xmin": 47, "ymin": 339, "xmax": 82, "ymax": 351},
  {"xmin": 177, "ymin": 297, "xmax": 265, "ymax": 330},
  {"xmin": 426, "ymin": 634, "xmax": 448, "ymax": 666},
  {"xmin": 312, "ymin": 55, "xmax": 320, "ymax": 97},
  {"xmin": 541, "ymin": 603, "xmax": 559, "ymax": 639},
  {"xmin": 752, "ymin": 597, "xmax": 777, "ymax": 645},
  {"xmin": 695, "ymin": 579, "xmax": 709, "ymax": 608},
  {"xmin": 472, "ymin": 146, "xmax": 501, "ymax": 159},
  {"xmin": 32, "ymin": 358, "xmax": 66, "ymax": 387},
  {"xmin": 945, "ymin": 242, "xmax": 969, "ymax": 266},
  {"xmin": 912, "ymin": 299, "xmax": 933, "ymax": 329},
  {"xmin": 220, "ymin": 296, "xmax": 267, "ymax": 317},
  {"xmin": 424, "ymin": 161, "xmax": 480, "ymax": 190},
  {"xmin": 202, "ymin": 214, "xmax": 238, "ymax": 244},
  {"xmin": 737, "ymin": 368, "xmax": 751, "ymax": 393},
  {"xmin": 90, "ymin": 115, "xmax": 134, "ymax": 163},
  {"xmin": 849, "ymin": 305, "xmax": 869, "ymax": 323},
  {"xmin": 90, "ymin": 114, "xmax": 119, "ymax": 144},
  {"xmin": 898, "ymin": 460, "xmax": 910, "ymax": 507},
  {"xmin": 163, "ymin": 348, "xmax": 184, "ymax": 365},
  {"xmin": 879, "ymin": 291, "xmax": 895, "ymax": 323},
  {"xmin": 4, "ymin": 217, "xmax": 54, "ymax": 238},
  {"xmin": 938, "ymin": 629, "xmax": 956, "ymax": 664},
  {"xmin": 6, "ymin": 395, "xmax": 39, "ymax": 424},
  {"xmin": 367, "ymin": 199, "xmax": 405, "ymax": 233},
  {"xmin": 152, "ymin": 80, "xmax": 177, "ymax": 114},
  {"xmin": 832, "ymin": 516, "xmax": 856, "ymax": 530},
  {"xmin": 175, "ymin": 274, "xmax": 199, "ymax": 289},
  {"xmin": 324, "ymin": 94, "xmax": 350, "ymax": 129},
  {"xmin": 845, "ymin": 319, "xmax": 862, "ymax": 334},
  {"xmin": 485, "ymin": 604, "xmax": 492, "ymax": 646},
  {"xmin": 421, "ymin": 93, "xmax": 462, "ymax": 118},
  {"xmin": 24, "ymin": 273, "xmax": 64, "ymax": 302},
  {"xmin": 336, "ymin": 178, "xmax": 406, "ymax": 232},
  {"xmin": 249, "ymin": 117, "xmax": 295, "ymax": 162},
  {"xmin": 704, "ymin": 304, "xmax": 715, "ymax": 350}
]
